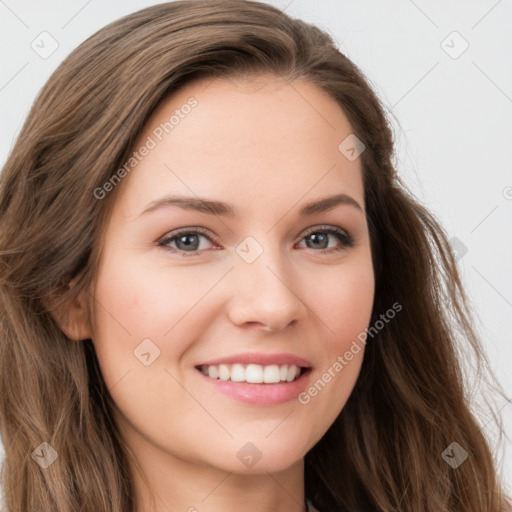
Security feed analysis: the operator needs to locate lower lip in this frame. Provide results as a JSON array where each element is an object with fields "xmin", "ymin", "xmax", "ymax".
[{"xmin": 195, "ymin": 368, "xmax": 313, "ymax": 406}]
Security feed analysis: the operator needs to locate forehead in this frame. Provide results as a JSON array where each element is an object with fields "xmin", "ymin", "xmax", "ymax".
[{"xmin": 113, "ymin": 75, "xmax": 364, "ymax": 218}]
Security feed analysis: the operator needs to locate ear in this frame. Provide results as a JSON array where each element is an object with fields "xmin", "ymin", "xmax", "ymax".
[{"xmin": 47, "ymin": 273, "xmax": 93, "ymax": 341}]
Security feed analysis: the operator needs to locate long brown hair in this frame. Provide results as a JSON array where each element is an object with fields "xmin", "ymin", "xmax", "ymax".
[{"xmin": 0, "ymin": 1, "xmax": 510, "ymax": 510}]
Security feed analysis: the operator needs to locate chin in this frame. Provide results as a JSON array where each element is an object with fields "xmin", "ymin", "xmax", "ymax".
[{"xmin": 206, "ymin": 441, "xmax": 306, "ymax": 475}]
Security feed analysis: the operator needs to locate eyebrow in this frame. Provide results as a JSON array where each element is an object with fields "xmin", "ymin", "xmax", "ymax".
[{"xmin": 140, "ymin": 193, "xmax": 363, "ymax": 217}]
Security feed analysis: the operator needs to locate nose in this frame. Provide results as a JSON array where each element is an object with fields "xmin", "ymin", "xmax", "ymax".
[{"xmin": 226, "ymin": 244, "xmax": 304, "ymax": 332}]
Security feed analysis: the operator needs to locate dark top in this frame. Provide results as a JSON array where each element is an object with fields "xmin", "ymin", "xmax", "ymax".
[{"xmin": 306, "ymin": 498, "xmax": 321, "ymax": 512}]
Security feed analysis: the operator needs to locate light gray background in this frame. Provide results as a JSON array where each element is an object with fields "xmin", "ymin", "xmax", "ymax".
[{"xmin": 0, "ymin": 0, "xmax": 510, "ymax": 491}]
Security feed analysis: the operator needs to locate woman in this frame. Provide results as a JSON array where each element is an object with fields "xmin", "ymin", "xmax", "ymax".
[{"xmin": 0, "ymin": 1, "xmax": 510, "ymax": 511}]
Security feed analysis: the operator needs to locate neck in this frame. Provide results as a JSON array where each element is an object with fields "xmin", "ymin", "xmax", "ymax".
[{"xmin": 122, "ymin": 428, "xmax": 307, "ymax": 512}]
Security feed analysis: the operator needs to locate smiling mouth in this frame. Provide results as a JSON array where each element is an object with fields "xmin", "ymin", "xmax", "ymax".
[{"xmin": 195, "ymin": 363, "xmax": 310, "ymax": 384}]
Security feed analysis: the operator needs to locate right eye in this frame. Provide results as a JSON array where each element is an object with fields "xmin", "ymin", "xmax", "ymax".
[{"xmin": 157, "ymin": 227, "xmax": 219, "ymax": 256}]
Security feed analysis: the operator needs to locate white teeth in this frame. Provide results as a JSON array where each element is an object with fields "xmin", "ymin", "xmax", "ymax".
[
  {"xmin": 198, "ymin": 363, "xmax": 303, "ymax": 383},
  {"xmin": 287, "ymin": 365, "xmax": 299, "ymax": 382},
  {"xmin": 262, "ymin": 365, "xmax": 281, "ymax": 383},
  {"xmin": 246, "ymin": 364, "xmax": 263, "ymax": 383},
  {"xmin": 230, "ymin": 363, "xmax": 245, "ymax": 382},
  {"xmin": 218, "ymin": 364, "xmax": 230, "ymax": 381}
]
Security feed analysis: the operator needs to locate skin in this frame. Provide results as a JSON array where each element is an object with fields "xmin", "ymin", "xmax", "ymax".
[{"xmin": 65, "ymin": 74, "xmax": 375, "ymax": 512}]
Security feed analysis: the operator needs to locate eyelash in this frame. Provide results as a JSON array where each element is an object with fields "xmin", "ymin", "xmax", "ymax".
[{"xmin": 157, "ymin": 225, "xmax": 355, "ymax": 257}]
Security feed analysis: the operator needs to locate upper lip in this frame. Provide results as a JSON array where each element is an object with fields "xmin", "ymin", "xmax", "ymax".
[{"xmin": 195, "ymin": 352, "xmax": 312, "ymax": 368}]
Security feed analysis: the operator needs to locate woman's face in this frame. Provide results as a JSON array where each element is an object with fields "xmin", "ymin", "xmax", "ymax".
[{"xmin": 85, "ymin": 75, "xmax": 374, "ymax": 476}]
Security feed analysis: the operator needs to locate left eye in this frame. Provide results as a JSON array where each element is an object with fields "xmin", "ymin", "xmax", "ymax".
[
  {"xmin": 298, "ymin": 227, "xmax": 354, "ymax": 252},
  {"xmin": 158, "ymin": 226, "xmax": 354, "ymax": 256}
]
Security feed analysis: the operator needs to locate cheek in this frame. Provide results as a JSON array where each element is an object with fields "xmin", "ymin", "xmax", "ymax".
[
  {"xmin": 88, "ymin": 254, "xmax": 210, "ymax": 437},
  {"xmin": 315, "ymin": 257, "xmax": 375, "ymax": 352},
  {"xmin": 88, "ymin": 252, "xmax": 206, "ymax": 389},
  {"xmin": 297, "ymin": 258, "xmax": 374, "ymax": 429}
]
